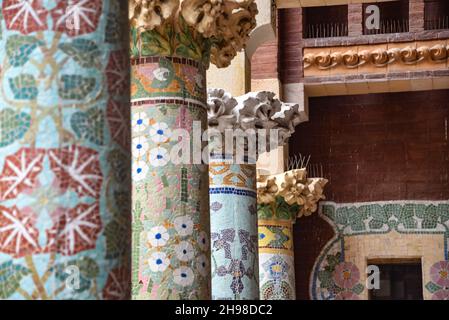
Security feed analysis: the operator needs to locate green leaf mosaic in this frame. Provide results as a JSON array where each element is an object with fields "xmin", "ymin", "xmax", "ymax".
[
  {"xmin": 311, "ymin": 201, "xmax": 449, "ymax": 300},
  {"xmin": 59, "ymin": 39, "xmax": 101, "ymax": 68},
  {"xmin": 6, "ymin": 35, "xmax": 42, "ymax": 67},
  {"xmin": 0, "ymin": 108, "xmax": 31, "ymax": 148},
  {"xmin": 9, "ymin": 74, "xmax": 38, "ymax": 100},
  {"xmin": 58, "ymin": 75, "xmax": 96, "ymax": 100},
  {"xmin": 0, "ymin": 261, "xmax": 30, "ymax": 299}
]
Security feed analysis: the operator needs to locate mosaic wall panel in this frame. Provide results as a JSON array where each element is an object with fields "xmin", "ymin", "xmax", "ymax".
[
  {"xmin": 311, "ymin": 201, "xmax": 449, "ymax": 300},
  {"xmin": 209, "ymin": 158, "xmax": 259, "ymax": 299},
  {"xmin": 258, "ymin": 219, "xmax": 295, "ymax": 300},
  {"xmin": 131, "ymin": 57, "xmax": 210, "ymax": 300},
  {"xmin": 0, "ymin": 0, "xmax": 131, "ymax": 299},
  {"xmin": 426, "ymin": 260, "xmax": 449, "ymax": 300}
]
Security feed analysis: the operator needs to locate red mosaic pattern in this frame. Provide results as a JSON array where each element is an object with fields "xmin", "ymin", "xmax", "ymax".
[
  {"xmin": 106, "ymin": 50, "xmax": 129, "ymax": 96},
  {"xmin": 48, "ymin": 145, "xmax": 103, "ymax": 199},
  {"xmin": 0, "ymin": 148, "xmax": 45, "ymax": 200},
  {"xmin": 45, "ymin": 203, "xmax": 102, "ymax": 256},
  {"xmin": 0, "ymin": 206, "xmax": 40, "ymax": 257},
  {"xmin": 107, "ymin": 99, "xmax": 130, "ymax": 150},
  {"xmin": 2, "ymin": 0, "xmax": 48, "ymax": 34},
  {"xmin": 50, "ymin": 0, "xmax": 102, "ymax": 37},
  {"xmin": 102, "ymin": 267, "xmax": 131, "ymax": 300}
]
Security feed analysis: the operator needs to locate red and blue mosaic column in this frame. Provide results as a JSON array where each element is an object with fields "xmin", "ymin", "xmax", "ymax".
[
  {"xmin": 0, "ymin": 0, "xmax": 131, "ymax": 299},
  {"xmin": 128, "ymin": 0, "xmax": 257, "ymax": 300}
]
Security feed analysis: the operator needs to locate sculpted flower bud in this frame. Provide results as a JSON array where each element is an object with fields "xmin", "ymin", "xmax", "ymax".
[
  {"xmin": 181, "ymin": 0, "xmax": 224, "ymax": 37},
  {"xmin": 130, "ymin": 0, "xmax": 179, "ymax": 30}
]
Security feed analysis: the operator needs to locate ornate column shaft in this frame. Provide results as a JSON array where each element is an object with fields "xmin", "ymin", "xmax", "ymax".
[
  {"xmin": 257, "ymin": 169, "xmax": 328, "ymax": 300},
  {"xmin": 129, "ymin": 0, "xmax": 258, "ymax": 300},
  {"xmin": 209, "ymin": 154, "xmax": 258, "ymax": 299},
  {"xmin": 207, "ymin": 89, "xmax": 300, "ymax": 299},
  {"xmin": 0, "ymin": 0, "xmax": 130, "ymax": 299}
]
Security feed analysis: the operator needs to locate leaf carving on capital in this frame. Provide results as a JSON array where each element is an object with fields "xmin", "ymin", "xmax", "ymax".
[
  {"xmin": 129, "ymin": 0, "xmax": 258, "ymax": 68},
  {"xmin": 207, "ymin": 89, "xmax": 302, "ymax": 149},
  {"xmin": 257, "ymin": 175, "xmax": 278, "ymax": 205},
  {"xmin": 303, "ymin": 43, "xmax": 449, "ymax": 70},
  {"xmin": 181, "ymin": 0, "xmax": 225, "ymax": 38},
  {"xmin": 129, "ymin": 0, "xmax": 180, "ymax": 31},
  {"xmin": 257, "ymin": 169, "xmax": 328, "ymax": 218},
  {"xmin": 207, "ymin": 88, "xmax": 238, "ymax": 131}
]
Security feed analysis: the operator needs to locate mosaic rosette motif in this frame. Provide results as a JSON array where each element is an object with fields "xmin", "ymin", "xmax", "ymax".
[
  {"xmin": 0, "ymin": 0, "xmax": 130, "ymax": 299},
  {"xmin": 311, "ymin": 201, "xmax": 449, "ymax": 300},
  {"xmin": 259, "ymin": 254, "xmax": 295, "ymax": 300},
  {"xmin": 426, "ymin": 260, "xmax": 449, "ymax": 300},
  {"xmin": 258, "ymin": 218, "xmax": 295, "ymax": 300},
  {"xmin": 257, "ymin": 197, "xmax": 299, "ymax": 300},
  {"xmin": 209, "ymin": 158, "xmax": 259, "ymax": 300},
  {"xmin": 131, "ymin": 58, "xmax": 210, "ymax": 300}
]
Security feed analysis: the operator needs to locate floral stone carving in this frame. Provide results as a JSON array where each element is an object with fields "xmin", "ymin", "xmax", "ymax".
[
  {"xmin": 130, "ymin": 0, "xmax": 258, "ymax": 67},
  {"xmin": 207, "ymin": 89, "xmax": 302, "ymax": 154},
  {"xmin": 257, "ymin": 169, "xmax": 328, "ymax": 218}
]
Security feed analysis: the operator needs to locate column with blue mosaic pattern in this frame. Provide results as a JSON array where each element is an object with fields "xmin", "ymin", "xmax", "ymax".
[{"xmin": 209, "ymin": 154, "xmax": 259, "ymax": 299}]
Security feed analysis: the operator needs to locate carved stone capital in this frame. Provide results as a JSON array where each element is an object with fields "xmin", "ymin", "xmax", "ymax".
[
  {"xmin": 257, "ymin": 169, "xmax": 328, "ymax": 218},
  {"xmin": 207, "ymin": 89, "xmax": 302, "ymax": 148},
  {"xmin": 257, "ymin": 174, "xmax": 278, "ymax": 204},
  {"xmin": 130, "ymin": 0, "xmax": 258, "ymax": 68}
]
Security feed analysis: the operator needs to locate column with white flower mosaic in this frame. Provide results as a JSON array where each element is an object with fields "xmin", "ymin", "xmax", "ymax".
[
  {"xmin": 129, "ymin": 0, "xmax": 258, "ymax": 299},
  {"xmin": 0, "ymin": 0, "xmax": 131, "ymax": 299}
]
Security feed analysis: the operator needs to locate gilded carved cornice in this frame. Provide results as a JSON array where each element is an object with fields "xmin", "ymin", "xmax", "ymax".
[
  {"xmin": 129, "ymin": 0, "xmax": 258, "ymax": 67},
  {"xmin": 207, "ymin": 89, "xmax": 302, "ymax": 150},
  {"xmin": 304, "ymin": 44, "xmax": 449, "ymax": 70},
  {"xmin": 257, "ymin": 169, "xmax": 328, "ymax": 218}
]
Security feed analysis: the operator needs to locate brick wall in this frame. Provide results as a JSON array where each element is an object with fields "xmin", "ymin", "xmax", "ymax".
[
  {"xmin": 290, "ymin": 89, "xmax": 449, "ymax": 298},
  {"xmin": 251, "ymin": 40, "xmax": 278, "ymax": 80},
  {"xmin": 293, "ymin": 213, "xmax": 335, "ymax": 300},
  {"xmin": 348, "ymin": 3, "xmax": 363, "ymax": 37},
  {"xmin": 410, "ymin": 0, "xmax": 425, "ymax": 32},
  {"xmin": 279, "ymin": 8, "xmax": 302, "ymax": 84},
  {"xmin": 254, "ymin": 5, "xmax": 446, "ymax": 84}
]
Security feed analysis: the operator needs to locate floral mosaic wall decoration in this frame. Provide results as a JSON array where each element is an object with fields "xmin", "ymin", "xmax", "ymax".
[
  {"xmin": 312, "ymin": 252, "xmax": 364, "ymax": 300},
  {"xmin": 259, "ymin": 253, "xmax": 295, "ymax": 300},
  {"xmin": 311, "ymin": 201, "xmax": 449, "ymax": 300},
  {"xmin": 0, "ymin": 0, "xmax": 130, "ymax": 299},
  {"xmin": 131, "ymin": 57, "xmax": 210, "ymax": 300},
  {"xmin": 426, "ymin": 260, "xmax": 449, "ymax": 300},
  {"xmin": 209, "ymin": 159, "xmax": 259, "ymax": 300}
]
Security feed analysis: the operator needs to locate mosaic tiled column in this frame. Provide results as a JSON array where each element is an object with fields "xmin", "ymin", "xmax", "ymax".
[
  {"xmin": 0, "ymin": 0, "xmax": 131, "ymax": 299},
  {"xmin": 129, "ymin": 0, "xmax": 258, "ymax": 300},
  {"xmin": 257, "ymin": 169, "xmax": 328, "ymax": 300},
  {"xmin": 258, "ymin": 215, "xmax": 296, "ymax": 300},
  {"xmin": 206, "ymin": 89, "xmax": 303, "ymax": 299},
  {"xmin": 209, "ymin": 155, "xmax": 259, "ymax": 299}
]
